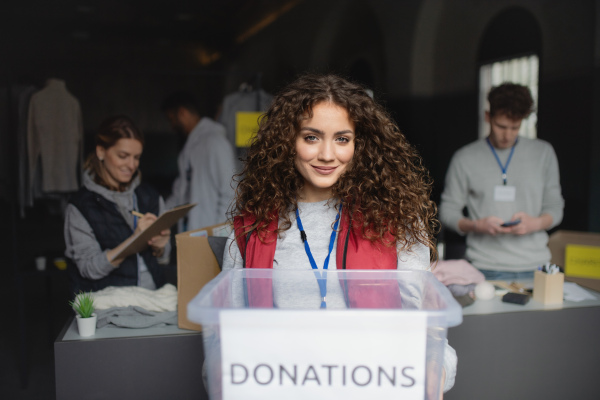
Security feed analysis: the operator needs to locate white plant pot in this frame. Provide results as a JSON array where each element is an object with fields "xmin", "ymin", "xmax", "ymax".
[{"xmin": 76, "ymin": 313, "xmax": 97, "ymax": 337}]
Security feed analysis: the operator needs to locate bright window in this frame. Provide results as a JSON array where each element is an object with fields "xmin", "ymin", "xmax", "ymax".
[{"xmin": 479, "ymin": 55, "xmax": 539, "ymax": 138}]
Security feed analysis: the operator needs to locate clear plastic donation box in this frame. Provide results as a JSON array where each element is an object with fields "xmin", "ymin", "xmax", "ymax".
[{"xmin": 188, "ymin": 269, "xmax": 462, "ymax": 400}]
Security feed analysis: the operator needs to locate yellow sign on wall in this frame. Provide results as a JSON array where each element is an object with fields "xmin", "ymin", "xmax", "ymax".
[
  {"xmin": 565, "ymin": 244, "xmax": 600, "ymax": 279},
  {"xmin": 235, "ymin": 112, "xmax": 262, "ymax": 148}
]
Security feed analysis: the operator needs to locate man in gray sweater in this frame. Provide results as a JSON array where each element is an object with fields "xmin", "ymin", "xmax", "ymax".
[{"xmin": 439, "ymin": 83, "xmax": 564, "ymax": 281}]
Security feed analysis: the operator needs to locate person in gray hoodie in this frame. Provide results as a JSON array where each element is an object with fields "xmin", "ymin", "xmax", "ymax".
[
  {"xmin": 64, "ymin": 115, "xmax": 171, "ymax": 293},
  {"xmin": 161, "ymin": 92, "xmax": 235, "ymax": 232}
]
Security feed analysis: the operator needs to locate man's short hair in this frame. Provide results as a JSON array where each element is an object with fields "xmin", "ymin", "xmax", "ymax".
[
  {"xmin": 488, "ymin": 83, "xmax": 534, "ymax": 120},
  {"xmin": 161, "ymin": 91, "xmax": 201, "ymax": 115}
]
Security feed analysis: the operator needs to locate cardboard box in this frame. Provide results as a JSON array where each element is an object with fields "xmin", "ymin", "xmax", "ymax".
[
  {"xmin": 176, "ymin": 222, "xmax": 231, "ymax": 331},
  {"xmin": 533, "ymin": 270, "xmax": 564, "ymax": 304},
  {"xmin": 548, "ymin": 230, "xmax": 600, "ymax": 293}
]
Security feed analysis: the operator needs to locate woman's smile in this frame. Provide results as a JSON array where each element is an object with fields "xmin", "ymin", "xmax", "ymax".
[{"xmin": 312, "ymin": 165, "xmax": 338, "ymax": 175}]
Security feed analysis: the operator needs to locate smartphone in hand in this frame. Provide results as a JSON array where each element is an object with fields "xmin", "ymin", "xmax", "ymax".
[{"xmin": 501, "ymin": 218, "xmax": 521, "ymax": 227}]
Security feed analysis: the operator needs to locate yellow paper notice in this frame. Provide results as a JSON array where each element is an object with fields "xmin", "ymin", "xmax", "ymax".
[
  {"xmin": 235, "ymin": 112, "xmax": 262, "ymax": 148},
  {"xmin": 565, "ymin": 244, "xmax": 600, "ymax": 279}
]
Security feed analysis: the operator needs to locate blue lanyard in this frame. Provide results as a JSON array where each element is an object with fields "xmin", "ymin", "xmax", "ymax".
[
  {"xmin": 295, "ymin": 204, "xmax": 342, "ymax": 309},
  {"xmin": 486, "ymin": 137, "xmax": 518, "ymax": 185}
]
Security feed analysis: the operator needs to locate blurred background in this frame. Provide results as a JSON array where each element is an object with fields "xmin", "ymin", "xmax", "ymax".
[{"xmin": 1, "ymin": 0, "xmax": 599, "ymax": 398}]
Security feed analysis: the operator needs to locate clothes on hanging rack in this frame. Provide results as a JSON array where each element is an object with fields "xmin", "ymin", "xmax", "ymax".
[
  {"xmin": 27, "ymin": 78, "xmax": 83, "ymax": 195},
  {"xmin": 237, "ymin": 82, "xmax": 253, "ymax": 92},
  {"xmin": 219, "ymin": 88, "xmax": 273, "ymax": 147},
  {"xmin": 218, "ymin": 87, "xmax": 273, "ymax": 172}
]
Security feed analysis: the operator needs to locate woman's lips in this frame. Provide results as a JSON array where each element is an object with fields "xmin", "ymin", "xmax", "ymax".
[{"xmin": 312, "ymin": 166, "xmax": 337, "ymax": 175}]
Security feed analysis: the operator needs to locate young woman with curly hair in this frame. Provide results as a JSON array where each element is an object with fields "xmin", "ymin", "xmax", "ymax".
[
  {"xmin": 225, "ymin": 73, "xmax": 438, "ymax": 267},
  {"xmin": 221, "ymin": 73, "xmax": 455, "ymax": 394}
]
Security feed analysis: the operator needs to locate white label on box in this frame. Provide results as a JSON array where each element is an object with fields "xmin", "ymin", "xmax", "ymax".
[{"xmin": 220, "ymin": 310, "xmax": 427, "ymax": 400}]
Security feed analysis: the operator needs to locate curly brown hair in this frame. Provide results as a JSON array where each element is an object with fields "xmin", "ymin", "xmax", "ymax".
[
  {"xmin": 488, "ymin": 82, "xmax": 534, "ymax": 120},
  {"xmin": 230, "ymin": 74, "xmax": 439, "ymax": 259}
]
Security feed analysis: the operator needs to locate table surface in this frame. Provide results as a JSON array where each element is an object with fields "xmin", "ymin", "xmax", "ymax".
[
  {"xmin": 54, "ymin": 282, "xmax": 600, "ymax": 400},
  {"xmin": 461, "ymin": 281, "xmax": 600, "ymax": 316},
  {"xmin": 447, "ymin": 283, "xmax": 600, "ymax": 400},
  {"xmin": 59, "ymin": 315, "xmax": 200, "ymax": 341},
  {"xmin": 58, "ymin": 281, "xmax": 600, "ymax": 342}
]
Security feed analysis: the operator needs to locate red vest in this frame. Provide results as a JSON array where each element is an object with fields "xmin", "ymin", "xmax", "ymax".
[{"xmin": 233, "ymin": 210, "xmax": 402, "ymax": 308}]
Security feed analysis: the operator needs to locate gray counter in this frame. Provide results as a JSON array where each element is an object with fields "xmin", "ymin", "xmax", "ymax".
[
  {"xmin": 55, "ymin": 285, "xmax": 600, "ymax": 400},
  {"xmin": 54, "ymin": 318, "xmax": 207, "ymax": 400},
  {"xmin": 446, "ymin": 287, "xmax": 600, "ymax": 400}
]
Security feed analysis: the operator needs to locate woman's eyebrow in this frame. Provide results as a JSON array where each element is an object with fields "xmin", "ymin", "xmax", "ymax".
[
  {"xmin": 300, "ymin": 126, "xmax": 354, "ymax": 135},
  {"xmin": 300, "ymin": 126, "xmax": 323, "ymax": 134}
]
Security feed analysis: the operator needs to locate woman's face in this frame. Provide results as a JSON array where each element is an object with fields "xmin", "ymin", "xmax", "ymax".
[
  {"xmin": 294, "ymin": 102, "xmax": 355, "ymax": 202},
  {"xmin": 96, "ymin": 138, "xmax": 143, "ymax": 187}
]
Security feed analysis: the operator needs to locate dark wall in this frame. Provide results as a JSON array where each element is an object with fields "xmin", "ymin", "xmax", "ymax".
[
  {"xmin": 391, "ymin": 92, "xmax": 479, "ymax": 206},
  {"xmin": 405, "ymin": 1, "xmax": 597, "ymax": 232},
  {"xmin": 1, "ymin": 0, "xmax": 597, "ymax": 231},
  {"xmin": 401, "ymin": 73, "xmax": 595, "ymax": 232},
  {"xmin": 539, "ymin": 74, "xmax": 594, "ymax": 230}
]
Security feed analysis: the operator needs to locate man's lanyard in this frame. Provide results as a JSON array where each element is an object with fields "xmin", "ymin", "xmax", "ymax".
[
  {"xmin": 295, "ymin": 204, "xmax": 342, "ymax": 309},
  {"xmin": 486, "ymin": 137, "xmax": 518, "ymax": 185}
]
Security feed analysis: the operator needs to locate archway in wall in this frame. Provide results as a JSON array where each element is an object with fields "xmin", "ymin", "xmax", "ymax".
[
  {"xmin": 478, "ymin": 7, "xmax": 542, "ymax": 63},
  {"xmin": 309, "ymin": 0, "xmax": 385, "ymax": 91},
  {"xmin": 349, "ymin": 58, "xmax": 375, "ymax": 90},
  {"xmin": 478, "ymin": 7, "xmax": 542, "ymax": 138}
]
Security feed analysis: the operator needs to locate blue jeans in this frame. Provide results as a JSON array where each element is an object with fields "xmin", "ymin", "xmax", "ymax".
[{"xmin": 478, "ymin": 269, "xmax": 534, "ymax": 281}]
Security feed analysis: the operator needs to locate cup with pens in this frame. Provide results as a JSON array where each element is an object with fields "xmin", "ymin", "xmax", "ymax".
[{"xmin": 533, "ymin": 263, "xmax": 564, "ymax": 305}]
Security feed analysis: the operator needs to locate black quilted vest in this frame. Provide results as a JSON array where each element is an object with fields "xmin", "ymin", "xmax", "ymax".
[{"xmin": 67, "ymin": 183, "xmax": 166, "ymax": 293}]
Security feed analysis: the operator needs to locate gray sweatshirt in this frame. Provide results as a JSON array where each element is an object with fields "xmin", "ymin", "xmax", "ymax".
[
  {"xmin": 64, "ymin": 171, "xmax": 170, "ymax": 289},
  {"xmin": 439, "ymin": 137, "xmax": 564, "ymax": 271}
]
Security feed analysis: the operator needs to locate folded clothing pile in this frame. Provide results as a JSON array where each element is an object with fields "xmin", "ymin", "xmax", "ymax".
[
  {"xmin": 91, "ymin": 283, "xmax": 177, "ymax": 312},
  {"xmin": 84, "ymin": 284, "xmax": 178, "ymax": 329},
  {"xmin": 96, "ymin": 306, "xmax": 177, "ymax": 329},
  {"xmin": 432, "ymin": 259, "xmax": 485, "ymax": 307}
]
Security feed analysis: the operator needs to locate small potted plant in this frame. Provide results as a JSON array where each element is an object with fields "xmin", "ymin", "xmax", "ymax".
[{"xmin": 69, "ymin": 291, "xmax": 97, "ymax": 337}]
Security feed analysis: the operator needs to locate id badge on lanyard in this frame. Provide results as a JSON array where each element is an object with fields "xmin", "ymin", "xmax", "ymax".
[
  {"xmin": 494, "ymin": 185, "xmax": 516, "ymax": 202},
  {"xmin": 487, "ymin": 137, "xmax": 518, "ymax": 202}
]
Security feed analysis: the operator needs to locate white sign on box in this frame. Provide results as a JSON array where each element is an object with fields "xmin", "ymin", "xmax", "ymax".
[{"xmin": 220, "ymin": 310, "xmax": 427, "ymax": 400}]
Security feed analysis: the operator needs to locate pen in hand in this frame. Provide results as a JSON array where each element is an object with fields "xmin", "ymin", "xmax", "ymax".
[
  {"xmin": 131, "ymin": 210, "xmax": 145, "ymax": 218},
  {"xmin": 130, "ymin": 210, "xmax": 163, "ymax": 234}
]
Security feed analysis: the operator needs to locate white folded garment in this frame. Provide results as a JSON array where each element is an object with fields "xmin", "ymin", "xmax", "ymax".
[{"xmin": 90, "ymin": 283, "xmax": 178, "ymax": 312}]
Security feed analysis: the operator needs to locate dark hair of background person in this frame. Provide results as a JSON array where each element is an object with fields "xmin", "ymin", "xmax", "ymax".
[
  {"xmin": 84, "ymin": 115, "xmax": 145, "ymax": 192},
  {"xmin": 488, "ymin": 82, "xmax": 535, "ymax": 120},
  {"xmin": 160, "ymin": 91, "xmax": 202, "ymax": 116},
  {"xmin": 230, "ymin": 73, "xmax": 440, "ymax": 260}
]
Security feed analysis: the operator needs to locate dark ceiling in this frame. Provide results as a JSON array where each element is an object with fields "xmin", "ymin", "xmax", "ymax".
[{"xmin": 4, "ymin": 0, "xmax": 300, "ymax": 65}]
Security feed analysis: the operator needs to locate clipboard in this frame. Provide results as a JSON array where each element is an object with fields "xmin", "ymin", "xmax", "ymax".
[{"xmin": 112, "ymin": 203, "xmax": 196, "ymax": 260}]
